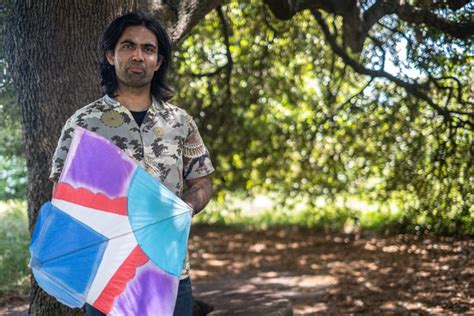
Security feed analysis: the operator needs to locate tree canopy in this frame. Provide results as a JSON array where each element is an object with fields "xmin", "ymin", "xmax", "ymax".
[
  {"xmin": 2, "ymin": 0, "xmax": 473, "ymax": 233},
  {"xmin": 169, "ymin": 0, "xmax": 473, "ymax": 234}
]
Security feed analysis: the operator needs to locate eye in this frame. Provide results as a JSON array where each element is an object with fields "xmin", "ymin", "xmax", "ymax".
[
  {"xmin": 143, "ymin": 45, "xmax": 156, "ymax": 54},
  {"xmin": 122, "ymin": 43, "xmax": 133, "ymax": 50}
]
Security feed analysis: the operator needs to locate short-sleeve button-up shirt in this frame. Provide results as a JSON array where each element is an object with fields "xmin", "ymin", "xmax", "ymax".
[{"xmin": 50, "ymin": 95, "xmax": 215, "ymax": 278}]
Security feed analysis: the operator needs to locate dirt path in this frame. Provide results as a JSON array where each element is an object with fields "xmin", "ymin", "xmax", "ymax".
[
  {"xmin": 1, "ymin": 226, "xmax": 472, "ymax": 315},
  {"xmin": 189, "ymin": 226, "xmax": 473, "ymax": 315}
]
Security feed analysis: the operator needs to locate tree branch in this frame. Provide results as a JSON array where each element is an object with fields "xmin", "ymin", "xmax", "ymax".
[
  {"xmin": 264, "ymin": 0, "xmax": 473, "ymax": 53},
  {"xmin": 366, "ymin": 34, "xmax": 386, "ymax": 71},
  {"xmin": 140, "ymin": 0, "xmax": 224, "ymax": 44},
  {"xmin": 216, "ymin": 5, "xmax": 233, "ymax": 102},
  {"xmin": 432, "ymin": 0, "xmax": 471, "ymax": 11},
  {"xmin": 376, "ymin": 20, "xmax": 473, "ymax": 112},
  {"xmin": 364, "ymin": 0, "xmax": 474, "ymax": 40},
  {"xmin": 264, "ymin": 0, "xmax": 368, "ymax": 51},
  {"xmin": 335, "ymin": 77, "xmax": 374, "ymax": 111},
  {"xmin": 312, "ymin": 10, "xmax": 474, "ymax": 130},
  {"xmin": 186, "ymin": 65, "xmax": 227, "ymax": 78},
  {"xmin": 179, "ymin": 5, "xmax": 233, "ymax": 83},
  {"xmin": 262, "ymin": 0, "xmax": 336, "ymax": 20}
]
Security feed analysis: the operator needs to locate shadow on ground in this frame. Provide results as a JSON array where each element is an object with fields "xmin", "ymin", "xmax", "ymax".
[{"xmin": 189, "ymin": 225, "xmax": 473, "ymax": 315}]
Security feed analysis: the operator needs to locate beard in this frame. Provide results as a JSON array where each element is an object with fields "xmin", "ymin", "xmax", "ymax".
[
  {"xmin": 117, "ymin": 63, "xmax": 154, "ymax": 88},
  {"xmin": 123, "ymin": 72, "xmax": 148, "ymax": 87}
]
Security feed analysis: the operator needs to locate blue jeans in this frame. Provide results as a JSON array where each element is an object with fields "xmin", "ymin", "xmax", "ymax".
[
  {"xmin": 173, "ymin": 277, "xmax": 193, "ymax": 316},
  {"xmin": 85, "ymin": 277, "xmax": 193, "ymax": 316}
]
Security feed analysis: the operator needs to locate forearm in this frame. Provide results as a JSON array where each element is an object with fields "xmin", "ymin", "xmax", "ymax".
[{"xmin": 182, "ymin": 177, "xmax": 212, "ymax": 215}]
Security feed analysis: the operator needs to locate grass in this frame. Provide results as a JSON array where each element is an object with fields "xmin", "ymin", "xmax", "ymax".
[
  {"xmin": 0, "ymin": 200, "xmax": 30, "ymax": 296},
  {"xmin": 193, "ymin": 192, "xmax": 407, "ymax": 233}
]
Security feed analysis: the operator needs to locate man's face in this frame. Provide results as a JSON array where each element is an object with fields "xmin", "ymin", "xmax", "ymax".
[{"xmin": 106, "ymin": 25, "xmax": 162, "ymax": 90}]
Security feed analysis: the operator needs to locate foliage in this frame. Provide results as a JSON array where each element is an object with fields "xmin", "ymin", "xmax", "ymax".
[
  {"xmin": 0, "ymin": 0, "xmax": 26, "ymax": 200},
  {"xmin": 0, "ymin": 79, "xmax": 26, "ymax": 200},
  {"xmin": 0, "ymin": 158, "xmax": 27, "ymax": 200},
  {"xmin": 0, "ymin": 200, "xmax": 30, "ymax": 296},
  {"xmin": 172, "ymin": 1, "xmax": 473, "ymax": 235},
  {"xmin": 193, "ymin": 192, "xmax": 450, "ymax": 235}
]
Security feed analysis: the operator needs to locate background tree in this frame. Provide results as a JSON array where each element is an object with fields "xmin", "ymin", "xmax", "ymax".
[
  {"xmin": 172, "ymin": 1, "xmax": 472, "ymax": 233},
  {"xmin": 4, "ymin": 0, "xmax": 472, "ymax": 314}
]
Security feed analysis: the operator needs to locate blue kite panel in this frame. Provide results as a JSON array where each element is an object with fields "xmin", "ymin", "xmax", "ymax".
[
  {"xmin": 128, "ymin": 168, "xmax": 192, "ymax": 277},
  {"xmin": 30, "ymin": 203, "xmax": 107, "ymax": 307}
]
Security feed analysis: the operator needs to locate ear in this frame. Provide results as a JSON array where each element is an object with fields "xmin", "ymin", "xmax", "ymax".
[
  {"xmin": 106, "ymin": 50, "xmax": 115, "ymax": 65},
  {"xmin": 154, "ymin": 55, "xmax": 164, "ymax": 71}
]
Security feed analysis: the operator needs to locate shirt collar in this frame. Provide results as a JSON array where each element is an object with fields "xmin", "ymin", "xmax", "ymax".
[{"xmin": 102, "ymin": 94, "xmax": 164, "ymax": 113}]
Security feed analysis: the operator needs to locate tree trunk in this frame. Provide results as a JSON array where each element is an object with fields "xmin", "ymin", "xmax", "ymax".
[{"xmin": 5, "ymin": 1, "xmax": 138, "ymax": 314}]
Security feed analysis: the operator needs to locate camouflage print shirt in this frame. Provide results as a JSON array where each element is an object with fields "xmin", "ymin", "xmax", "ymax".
[{"xmin": 50, "ymin": 95, "xmax": 215, "ymax": 278}]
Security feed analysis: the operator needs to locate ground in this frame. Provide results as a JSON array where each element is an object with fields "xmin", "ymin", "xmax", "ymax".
[
  {"xmin": 188, "ymin": 226, "xmax": 473, "ymax": 315},
  {"xmin": 1, "ymin": 225, "xmax": 473, "ymax": 315}
]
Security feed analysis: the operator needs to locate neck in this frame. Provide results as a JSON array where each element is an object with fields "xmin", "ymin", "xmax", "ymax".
[{"xmin": 114, "ymin": 85, "xmax": 152, "ymax": 111}]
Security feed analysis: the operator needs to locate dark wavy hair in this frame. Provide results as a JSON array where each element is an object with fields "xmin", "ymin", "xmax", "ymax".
[{"xmin": 99, "ymin": 11, "xmax": 173, "ymax": 102}]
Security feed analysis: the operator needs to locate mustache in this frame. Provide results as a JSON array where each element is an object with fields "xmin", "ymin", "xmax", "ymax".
[{"xmin": 127, "ymin": 61, "xmax": 145, "ymax": 69}]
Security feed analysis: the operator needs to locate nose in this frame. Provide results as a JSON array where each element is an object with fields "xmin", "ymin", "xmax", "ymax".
[{"xmin": 131, "ymin": 48, "xmax": 144, "ymax": 61}]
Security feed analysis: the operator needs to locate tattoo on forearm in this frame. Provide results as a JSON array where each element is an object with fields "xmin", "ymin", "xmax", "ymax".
[{"xmin": 182, "ymin": 178, "xmax": 212, "ymax": 215}]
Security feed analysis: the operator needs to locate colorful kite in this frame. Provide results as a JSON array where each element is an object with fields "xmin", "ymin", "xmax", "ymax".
[{"xmin": 30, "ymin": 127, "xmax": 192, "ymax": 315}]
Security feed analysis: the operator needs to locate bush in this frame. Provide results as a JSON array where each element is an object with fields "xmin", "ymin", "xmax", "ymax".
[{"xmin": 0, "ymin": 200, "xmax": 30, "ymax": 296}]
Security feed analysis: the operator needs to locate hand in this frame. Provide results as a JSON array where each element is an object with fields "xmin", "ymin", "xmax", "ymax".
[{"xmin": 185, "ymin": 202, "xmax": 195, "ymax": 217}]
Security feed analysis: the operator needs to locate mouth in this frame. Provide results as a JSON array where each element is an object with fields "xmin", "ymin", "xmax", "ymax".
[{"xmin": 127, "ymin": 64, "xmax": 145, "ymax": 73}]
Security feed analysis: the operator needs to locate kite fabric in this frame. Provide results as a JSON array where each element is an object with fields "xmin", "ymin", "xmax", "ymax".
[{"xmin": 30, "ymin": 126, "xmax": 192, "ymax": 315}]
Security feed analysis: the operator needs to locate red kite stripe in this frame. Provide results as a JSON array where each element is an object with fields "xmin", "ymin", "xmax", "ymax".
[
  {"xmin": 53, "ymin": 182, "xmax": 128, "ymax": 215},
  {"xmin": 92, "ymin": 246, "xmax": 149, "ymax": 313}
]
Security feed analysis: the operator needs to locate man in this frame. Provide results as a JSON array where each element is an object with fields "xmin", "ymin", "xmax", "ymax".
[{"xmin": 49, "ymin": 11, "xmax": 214, "ymax": 316}]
